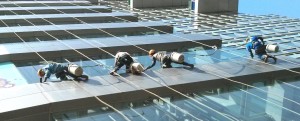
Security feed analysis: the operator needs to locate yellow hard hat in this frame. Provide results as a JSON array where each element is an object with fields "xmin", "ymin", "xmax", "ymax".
[
  {"xmin": 37, "ymin": 69, "xmax": 45, "ymax": 77},
  {"xmin": 148, "ymin": 49, "xmax": 156, "ymax": 56}
]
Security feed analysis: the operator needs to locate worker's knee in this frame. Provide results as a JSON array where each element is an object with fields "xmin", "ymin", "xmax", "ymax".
[{"xmin": 59, "ymin": 75, "xmax": 68, "ymax": 80}]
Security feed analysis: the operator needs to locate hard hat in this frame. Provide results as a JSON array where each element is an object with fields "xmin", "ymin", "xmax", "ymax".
[
  {"xmin": 37, "ymin": 69, "xmax": 45, "ymax": 77},
  {"xmin": 148, "ymin": 49, "xmax": 156, "ymax": 56}
]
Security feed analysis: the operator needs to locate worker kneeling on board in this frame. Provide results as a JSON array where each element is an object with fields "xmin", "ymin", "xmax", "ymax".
[
  {"xmin": 143, "ymin": 49, "xmax": 194, "ymax": 71},
  {"xmin": 110, "ymin": 51, "xmax": 144, "ymax": 76},
  {"xmin": 246, "ymin": 36, "xmax": 277, "ymax": 63},
  {"xmin": 37, "ymin": 63, "xmax": 88, "ymax": 83}
]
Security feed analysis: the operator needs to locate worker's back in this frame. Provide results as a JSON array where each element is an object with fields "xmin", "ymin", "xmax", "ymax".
[
  {"xmin": 115, "ymin": 52, "xmax": 129, "ymax": 59},
  {"xmin": 253, "ymin": 41, "xmax": 263, "ymax": 50},
  {"xmin": 246, "ymin": 39, "xmax": 263, "ymax": 50},
  {"xmin": 153, "ymin": 52, "xmax": 168, "ymax": 62},
  {"xmin": 43, "ymin": 63, "xmax": 66, "ymax": 75}
]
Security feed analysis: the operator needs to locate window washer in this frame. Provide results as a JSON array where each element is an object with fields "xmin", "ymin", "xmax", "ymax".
[
  {"xmin": 246, "ymin": 36, "xmax": 277, "ymax": 63},
  {"xmin": 110, "ymin": 51, "xmax": 134, "ymax": 76},
  {"xmin": 37, "ymin": 63, "xmax": 88, "ymax": 83},
  {"xmin": 144, "ymin": 49, "xmax": 194, "ymax": 71}
]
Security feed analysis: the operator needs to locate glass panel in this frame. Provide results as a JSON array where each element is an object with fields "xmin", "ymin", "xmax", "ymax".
[
  {"xmin": 0, "ymin": 62, "xmax": 28, "ymax": 86},
  {"xmin": 15, "ymin": 48, "xmax": 225, "ymax": 83},
  {"xmin": 51, "ymin": 76, "xmax": 300, "ymax": 121}
]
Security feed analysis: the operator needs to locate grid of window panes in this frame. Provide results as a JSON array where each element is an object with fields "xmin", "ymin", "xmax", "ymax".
[
  {"xmin": 49, "ymin": 1, "xmax": 300, "ymax": 121},
  {"xmin": 52, "ymin": 76, "xmax": 300, "ymax": 121},
  {"xmin": 106, "ymin": 0, "xmax": 300, "ymax": 59},
  {"xmin": 1, "ymin": 1, "xmax": 300, "ymax": 121}
]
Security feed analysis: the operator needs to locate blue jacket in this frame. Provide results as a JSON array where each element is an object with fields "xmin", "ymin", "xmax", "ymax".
[
  {"xmin": 43, "ymin": 63, "xmax": 67, "ymax": 78},
  {"xmin": 246, "ymin": 41, "xmax": 263, "ymax": 52},
  {"xmin": 249, "ymin": 36, "xmax": 265, "ymax": 45},
  {"xmin": 246, "ymin": 36, "xmax": 265, "ymax": 56}
]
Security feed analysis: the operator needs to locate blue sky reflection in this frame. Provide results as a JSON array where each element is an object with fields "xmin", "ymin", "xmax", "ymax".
[{"xmin": 239, "ymin": 0, "xmax": 300, "ymax": 18}]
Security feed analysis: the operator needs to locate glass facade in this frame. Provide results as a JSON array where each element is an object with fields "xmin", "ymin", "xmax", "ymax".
[
  {"xmin": 11, "ymin": 48, "xmax": 221, "ymax": 85},
  {"xmin": 51, "ymin": 76, "xmax": 300, "ymax": 121},
  {"xmin": 1, "ymin": 0, "xmax": 300, "ymax": 121},
  {"xmin": 108, "ymin": 1, "xmax": 300, "ymax": 56}
]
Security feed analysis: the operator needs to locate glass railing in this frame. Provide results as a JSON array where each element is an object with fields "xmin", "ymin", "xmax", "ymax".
[{"xmin": 51, "ymin": 76, "xmax": 300, "ymax": 121}]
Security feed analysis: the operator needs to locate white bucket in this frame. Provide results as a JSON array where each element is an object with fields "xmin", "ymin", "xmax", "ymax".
[
  {"xmin": 130, "ymin": 62, "xmax": 144, "ymax": 74},
  {"xmin": 266, "ymin": 44, "xmax": 279, "ymax": 52},
  {"xmin": 68, "ymin": 64, "xmax": 83, "ymax": 76},
  {"xmin": 170, "ymin": 52, "xmax": 184, "ymax": 63}
]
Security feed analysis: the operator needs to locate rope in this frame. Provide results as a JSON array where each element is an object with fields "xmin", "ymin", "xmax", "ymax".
[
  {"xmin": 27, "ymin": 3, "xmax": 235, "ymax": 120},
  {"xmin": 45, "ymin": 1, "xmax": 300, "ymax": 110},
  {"xmin": 0, "ymin": 5, "xmax": 131, "ymax": 121},
  {"xmin": 9, "ymin": 1, "xmax": 300, "ymax": 119},
  {"xmin": 240, "ymin": 88, "xmax": 300, "ymax": 116},
  {"xmin": 97, "ymin": 0, "xmax": 300, "ymax": 74},
  {"xmin": 12, "ymin": 2, "xmax": 234, "ymax": 120},
  {"xmin": 5, "ymin": 0, "xmax": 300, "ymax": 119},
  {"xmin": 5, "ymin": 2, "xmax": 202, "ymax": 120},
  {"xmin": 192, "ymin": 55, "xmax": 300, "ymax": 107}
]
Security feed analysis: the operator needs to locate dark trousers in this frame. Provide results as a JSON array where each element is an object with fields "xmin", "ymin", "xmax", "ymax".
[
  {"xmin": 255, "ymin": 47, "xmax": 276, "ymax": 61},
  {"xmin": 114, "ymin": 55, "xmax": 133, "ymax": 72},
  {"xmin": 162, "ymin": 56, "xmax": 192, "ymax": 68}
]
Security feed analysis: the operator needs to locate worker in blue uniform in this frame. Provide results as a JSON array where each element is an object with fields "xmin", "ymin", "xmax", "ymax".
[
  {"xmin": 143, "ymin": 49, "xmax": 194, "ymax": 71},
  {"xmin": 37, "ymin": 63, "xmax": 77, "ymax": 83},
  {"xmin": 246, "ymin": 36, "xmax": 277, "ymax": 63},
  {"xmin": 110, "ymin": 51, "xmax": 134, "ymax": 76}
]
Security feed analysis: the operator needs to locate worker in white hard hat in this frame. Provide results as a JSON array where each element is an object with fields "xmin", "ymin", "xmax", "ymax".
[
  {"xmin": 110, "ymin": 51, "xmax": 134, "ymax": 76},
  {"xmin": 37, "ymin": 63, "xmax": 77, "ymax": 83},
  {"xmin": 143, "ymin": 49, "xmax": 194, "ymax": 71},
  {"xmin": 246, "ymin": 36, "xmax": 276, "ymax": 63}
]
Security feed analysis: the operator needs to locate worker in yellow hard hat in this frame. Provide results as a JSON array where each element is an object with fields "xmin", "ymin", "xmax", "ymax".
[{"xmin": 143, "ymin": 49, "xmax": 194, "ymax": 71}]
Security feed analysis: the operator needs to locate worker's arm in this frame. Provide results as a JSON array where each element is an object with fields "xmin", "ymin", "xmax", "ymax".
[
  {"xmin": 43, "ymin": 70, "xmax": 51, "ymax": 82},
  {"xmin": 144, "ymin": 57, "xmax": 156, "ymax": 71},
  {"xmin": 114, "ymin": 57, "xmax": 118, "ymax": 67},
  {"xmin": 246, "ymin": 43, "xmax": 254, "ymax": 58},
  {"xmin": 250, "ymin": 51, "xmax": 254, "ymax": 59},
  {"xmin": 43, "ymin": 77, "xmax": 48, "ymax": 83}
]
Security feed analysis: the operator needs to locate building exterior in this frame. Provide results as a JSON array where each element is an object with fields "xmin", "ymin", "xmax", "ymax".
[{"xmin": 1, "ymin": 0, "xmax": 300, "ymax": 121}]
